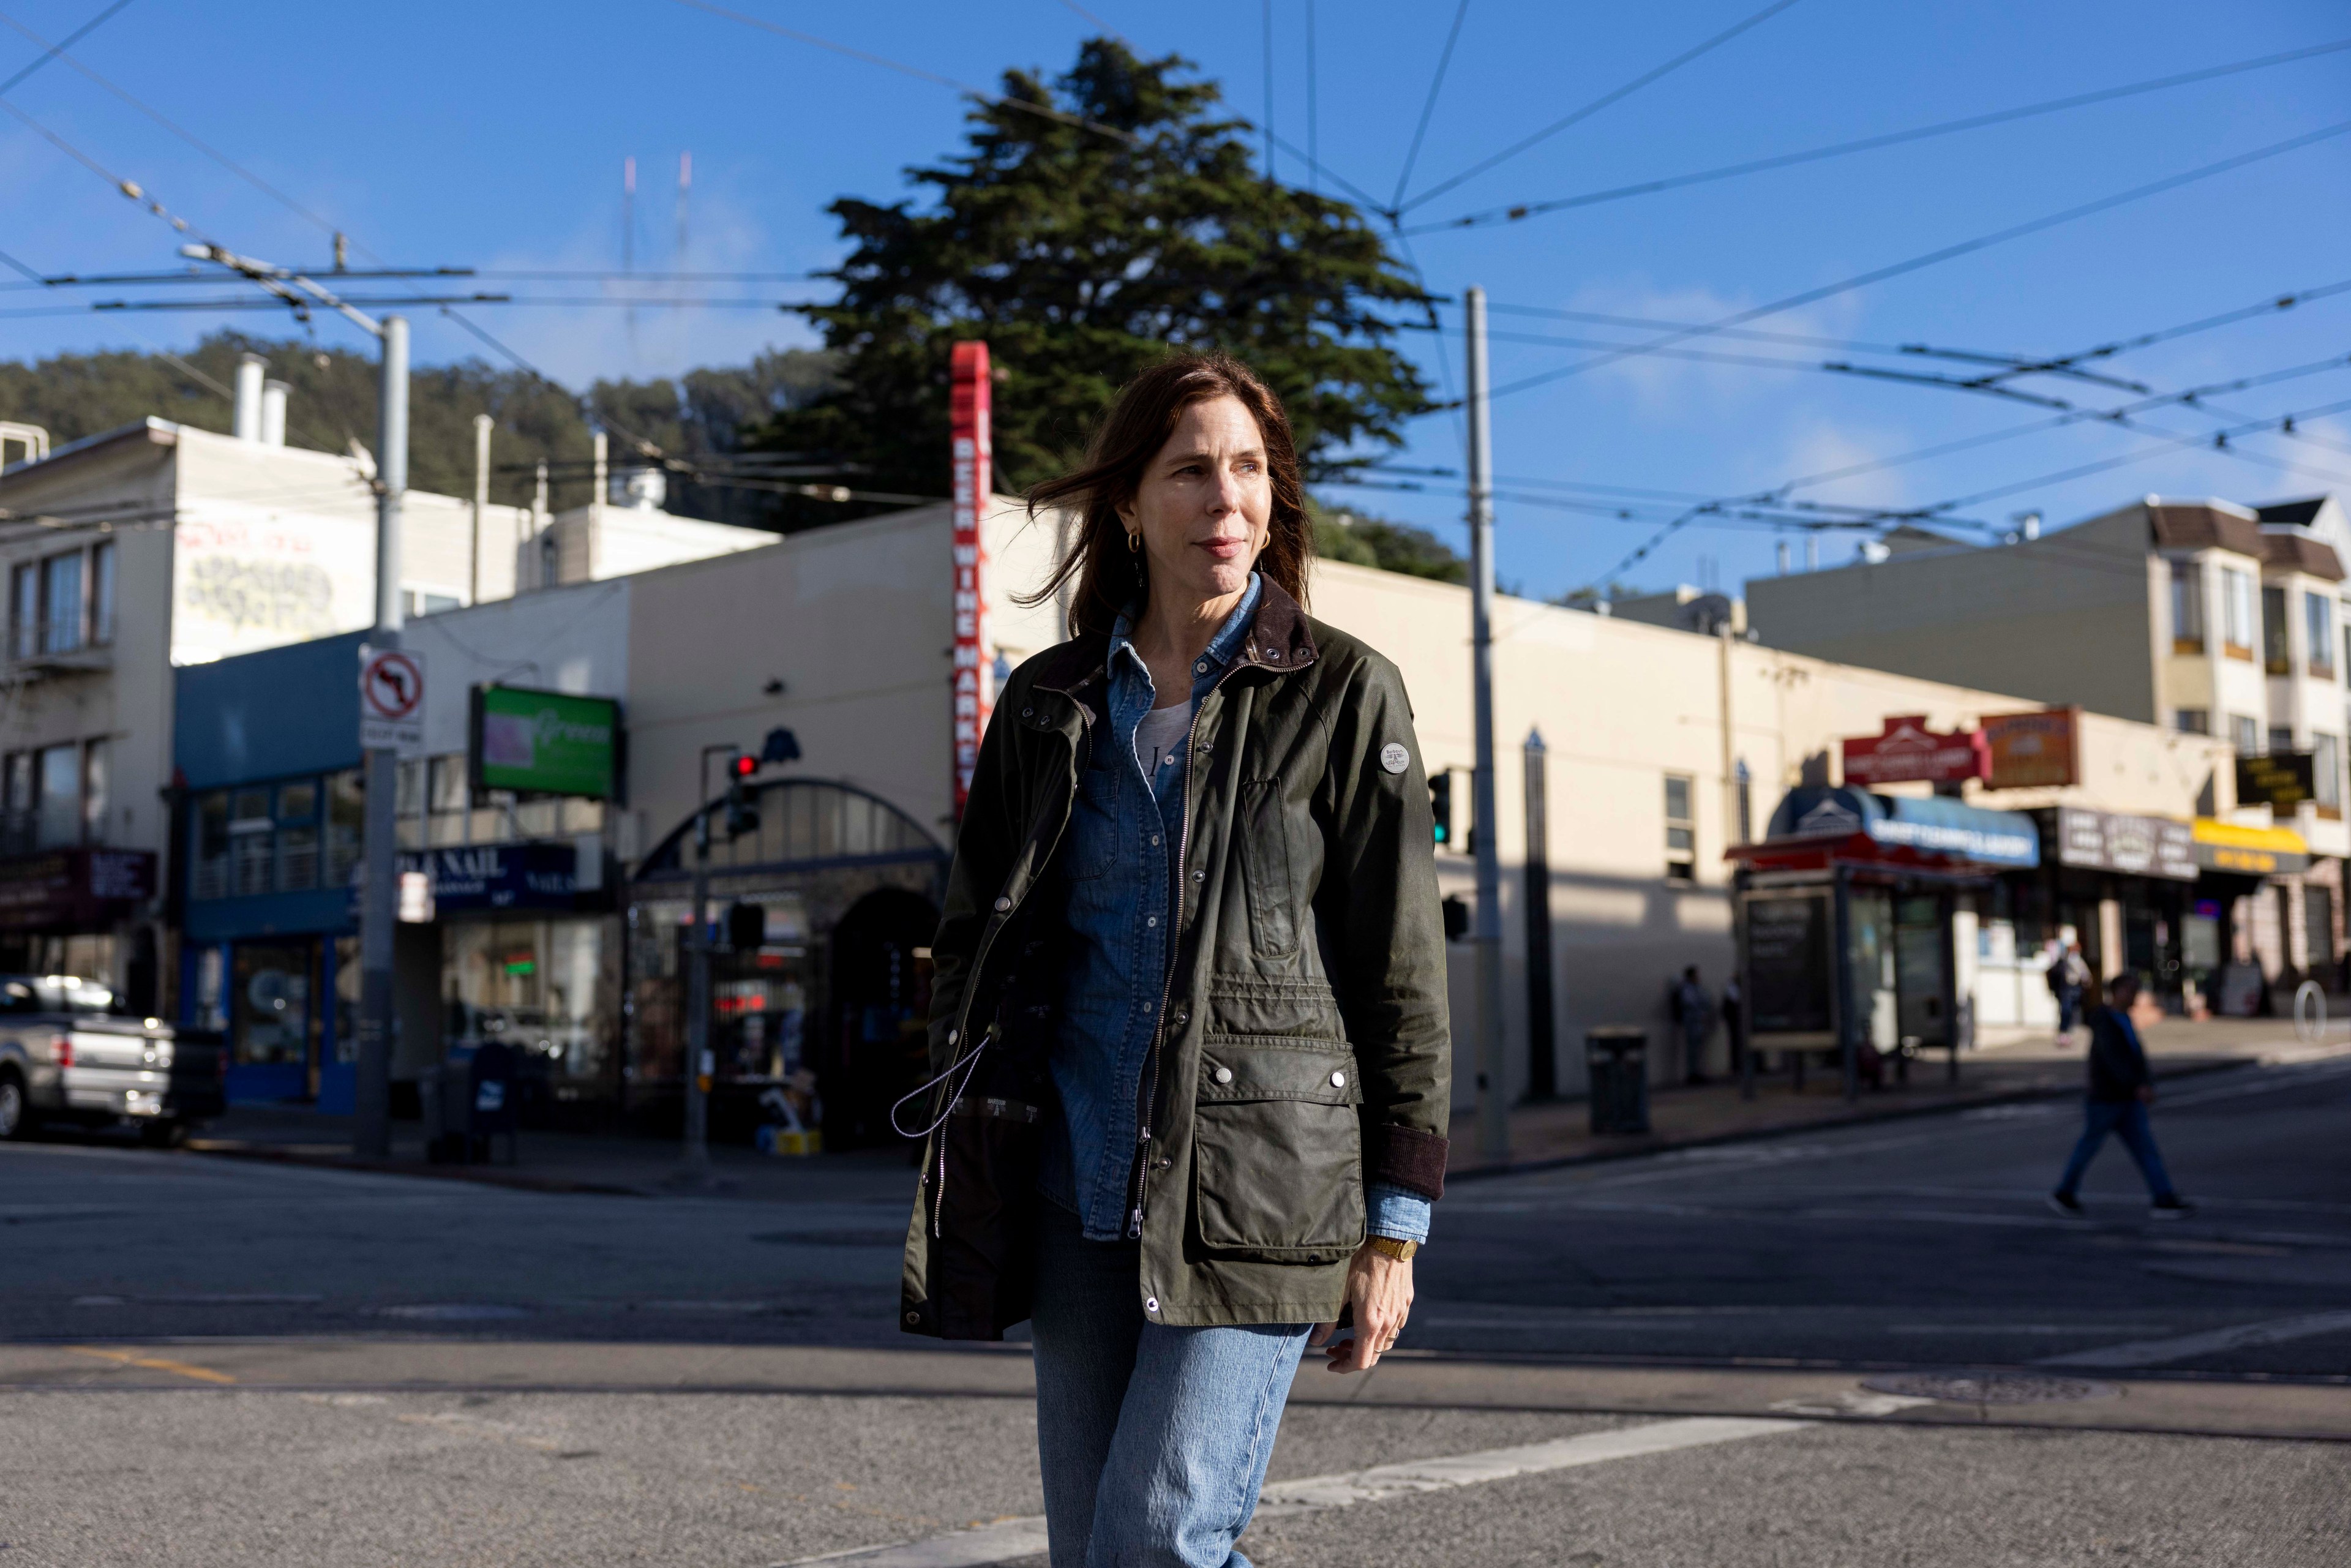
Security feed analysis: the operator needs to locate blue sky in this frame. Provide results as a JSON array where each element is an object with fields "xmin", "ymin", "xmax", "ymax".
[{"xmin": 3, "ymin": 0, "xmax": 2348, "ymax": 601}]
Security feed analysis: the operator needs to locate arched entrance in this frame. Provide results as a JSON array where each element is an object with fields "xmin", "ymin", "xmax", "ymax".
[
  {"xmin": 624, "ymin": 778, "xmax": 947, "ymax": 1145},
  {"xmin": 823, "ymin": 887, "xmax": 939, "ymax": 1149}
]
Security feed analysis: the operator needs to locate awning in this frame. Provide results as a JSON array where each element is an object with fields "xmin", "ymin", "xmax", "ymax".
[
  {"xmin": 1743, "ymin": 786, "xmax": 2041, "ymax": 871},
  {"xmin": 2191, "ymin": 818, "xmax": 2310, "ymax": 877}
]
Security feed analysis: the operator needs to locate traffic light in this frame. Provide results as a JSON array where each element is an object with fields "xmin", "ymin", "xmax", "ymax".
[
  {"xmin": 1430, "ymin": 771, "xmax": 1453, "ymax": 847},
  {"xmin": 726, "ymin": 752, "xmax": 760, "ymax": 838},
  {"xmin": 725, "ymin": 901, "xmax": 766, "ymax": 951}
]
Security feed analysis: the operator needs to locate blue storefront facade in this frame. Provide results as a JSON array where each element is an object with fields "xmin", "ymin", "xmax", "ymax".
[{"xmin": 176, "ymin": 631, "xmax": 620, "ymax": 1117}]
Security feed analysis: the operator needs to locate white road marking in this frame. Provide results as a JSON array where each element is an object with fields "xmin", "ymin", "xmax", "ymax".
[
  {"xmin": 779, "ymin": 1417, "xmax": 1806, "ymax": 1567},
  {"xmin": 2038, "ymin": 1310, "xmax": 2351, "ymax": 1369},
  {"xmin": 1768, "ymin": 1389, "xmax": 1937, "ymax": 1417}
]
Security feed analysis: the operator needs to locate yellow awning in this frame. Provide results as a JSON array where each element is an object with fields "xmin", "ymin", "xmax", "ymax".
[{"xmin": 2191, "ymin": 819, "xmax": 2308, "ymax": 853}]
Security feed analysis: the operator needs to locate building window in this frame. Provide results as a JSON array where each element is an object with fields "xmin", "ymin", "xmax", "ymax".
[
  {"xmin": 8, "ymin": 564, "xmax": 34, "ymax": 660},
  {"xmin": 277, "ymin": 779, "xmax": 320, "ymax": 891},
  {"xmin": 89, "ymin": 542, "xmax": 115, "ymax": 648},
  {"xmin": 230, "ymin": 786, "xmax": 274, "ymax": 895},
  {"xmin": 327, "ymin": 770, "xmax": 364, "ymax": 887},
  {"xmin": 81, "ymin": 738, "xmax": 108, "ymax": 844},
  {"xmin": 2222, "ymin": 568, "xmax": 2254, "ymax": 657},
  {"xmin": 2318, "ymin": 733, "xmax": 2343, "ymax": 811},
  {"xmin": 2231, "ymin": 715, "xmax": 2260, "ymax": 756},
  {"xmin": 39, "ymin": 552, "xmax": 83, "ymax": 655},
  {"xmin": 2169, "ymin": 560, "xmax": 2205, "ymax": 651},
  {"xmin": 2309, "ymin": 592, "xmax": 2335, "ymax": 680},
  {"xmin": 1664, "ymin": 773, "xmax": 1695, "ymax": 883},
  {"xmin": 2174, "ymin": 708, "xmax": 2210, "ymax": 735},
  {"xmin": 193, "ymin": 792, "xmax": 229, "ymax": 901},
  {"xmin": 2262, "ymin": 585, "xmax": 2290, "ymax": 675},
  {"xmin": 36, "ymin": 743, "xmax": 79, "ymax": 847},
  {"xmin": 427, "ymin": 753, "xmax": 470, "ymax": 847},
  {"xmin": 1, "ymin": 751, "xmax": 29, "ymax": 853}
]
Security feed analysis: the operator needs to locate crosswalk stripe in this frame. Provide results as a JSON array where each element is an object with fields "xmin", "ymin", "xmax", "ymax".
[{"xmin": 779, "ymin": 1416, "xmax": 1807, "ymax": 1567}]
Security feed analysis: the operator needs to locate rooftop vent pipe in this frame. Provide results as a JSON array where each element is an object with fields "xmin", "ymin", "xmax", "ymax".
[
  {"xmin": 232, "ymin": 353, "xmax": 266, "ymax": 441},
  {"xmin": 260, "ymin": 380, "xmax": 289, "ymax": 446}
]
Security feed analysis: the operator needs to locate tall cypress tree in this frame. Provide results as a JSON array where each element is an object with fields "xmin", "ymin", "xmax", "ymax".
[{"xmin": 756, "ymin": 38, "xmax": 1432, "ymax": 496}]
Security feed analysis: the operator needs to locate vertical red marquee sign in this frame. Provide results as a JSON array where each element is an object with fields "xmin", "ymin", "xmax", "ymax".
[{"xmin": 950, "ymin": 340, "xmax": 992, "ymax": 819}]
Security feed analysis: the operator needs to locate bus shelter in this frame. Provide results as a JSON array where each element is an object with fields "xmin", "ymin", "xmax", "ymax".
[{"xmin": 1728, "ymin": 786, "xmax": 2041, "ymax": 1100}]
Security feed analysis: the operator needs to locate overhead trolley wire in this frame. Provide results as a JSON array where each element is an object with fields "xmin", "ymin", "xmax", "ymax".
[
  {"xmin": 1389, "ymin": 0, "xmax": 1471, "ymax": 213},
  {"xmin": 1400, "ymin": 0, "xmax": 1804, "ymax": 213},
  {"xmin": 1453, "ymin": 116, "xmax": 2351, "ymax": 409},
  {"xmin": 0, "ymin": 0, "xmax": 129, "ymax": 96},
  {"xmin": 1407, "ymin": 35, "xmax": 2351, "ymax": 235}
]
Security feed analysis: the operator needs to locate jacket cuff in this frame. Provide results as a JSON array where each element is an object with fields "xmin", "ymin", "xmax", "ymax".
[{"xmin": 1368, "ymin": 1124, "xmax": 1448, "ymax": 1201}]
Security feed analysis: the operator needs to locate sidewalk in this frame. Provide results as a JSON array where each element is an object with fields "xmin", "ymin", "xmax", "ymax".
[
  {"xmin": 1447, "ymin": 1015, "xmax": 2336, "ymax": 1179},
  {"xmin": 178, "ymin": 1018, "xmax": 2334, "ymax": 1198},
  {"xmin": 182, "ymin": 1103, "xmax": 918, "ymax": 1204}
]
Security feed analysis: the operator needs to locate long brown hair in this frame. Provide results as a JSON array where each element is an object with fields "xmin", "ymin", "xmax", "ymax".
[{"xmin": 1022, "ymin": 352, "xmax": 1312, "ymax": 636}]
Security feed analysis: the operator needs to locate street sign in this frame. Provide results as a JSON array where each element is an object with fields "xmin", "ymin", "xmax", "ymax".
[
  {"xmin": 1842, "ymin": 715, "xmax": 1986, "ymax": 786},
  {"xmin": 359, "ymin": 645, "xmax": 426, "ymax": 756}
]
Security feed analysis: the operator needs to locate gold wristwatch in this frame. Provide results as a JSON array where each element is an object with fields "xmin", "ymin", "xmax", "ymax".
[{"xmin": 1366, "ymin": 1235, "xmax": 1419, "ymax": 1261}]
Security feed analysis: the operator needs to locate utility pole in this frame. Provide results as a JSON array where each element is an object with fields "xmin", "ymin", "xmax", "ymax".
[
  {"xmin": 1464, "ymin": 286, "xmax": 1509, "ymax": 1164},
  {"xmin": 679, "ymin": 743, "xmax": 737, "ymax": 1185},
  {"xmin": 355, "ymin": 315, "xmax": 409, "ymax": 1158},
  {"xmin": 176, "ymin": 244, "xmax": 411, "ymax": 1161},
  {"xmin": 470, "ymin": 413, "xmax": 492, "ymax": 607}
]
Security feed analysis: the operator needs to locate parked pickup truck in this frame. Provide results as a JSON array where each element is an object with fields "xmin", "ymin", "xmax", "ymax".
[{"xmin": 0, "ymin": 975, "xmax": 225, "ymax": 1147}]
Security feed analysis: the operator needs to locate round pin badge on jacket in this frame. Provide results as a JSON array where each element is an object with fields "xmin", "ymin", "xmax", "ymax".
[{"xmin": 1379, "ymin": 742, "xmax": 1410, "ymax": 775}]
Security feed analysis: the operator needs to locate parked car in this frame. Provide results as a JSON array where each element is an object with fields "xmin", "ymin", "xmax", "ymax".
[{"xmin": 0, "ymin": 975, "xmax": 225, "ymax": 1147}]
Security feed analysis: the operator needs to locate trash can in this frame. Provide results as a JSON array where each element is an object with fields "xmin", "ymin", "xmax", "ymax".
[
  {"xmin": 1586, "ymin": 1027, "xmax": 1651, "ymax": 1135},
  {"xmin": 425, "ymin": 1041, "xmax": 519, "ymax": 1165}
]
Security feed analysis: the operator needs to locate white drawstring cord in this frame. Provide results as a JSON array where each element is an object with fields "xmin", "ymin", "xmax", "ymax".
[{"xmin": 890, "ymin": 1036, "xmax": 989, "ymax": 1141}]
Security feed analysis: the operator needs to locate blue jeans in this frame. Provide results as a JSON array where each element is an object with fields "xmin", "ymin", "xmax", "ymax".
[
  {"xmin": 2055, "ymin": 1098, "xmax": 2177, "ymax": 1201},
  {"xmin": 1030, "ymin": 1206, "xmax": 1310, "ymax": 1567}
]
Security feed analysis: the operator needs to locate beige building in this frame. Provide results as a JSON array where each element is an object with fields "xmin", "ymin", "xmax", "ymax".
[{"xmin": 1745, "ymin": 494, "xmax": 2350, "ymax": 982}]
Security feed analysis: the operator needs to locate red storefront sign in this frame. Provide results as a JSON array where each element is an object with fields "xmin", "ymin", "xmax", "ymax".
[
  {"xmin": 949, "ymin": 340, "xmax": 994, "ymax": 819},
  {"xmin": 1841, "ymin": 715, "xmax": 1987, "ymax": 786}
]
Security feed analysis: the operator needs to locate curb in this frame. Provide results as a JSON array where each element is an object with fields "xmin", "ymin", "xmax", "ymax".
[
  {"xmin": 1442, "ymin": 1051, "xmax": 2273, "ymax": 1187},
  {"xmin": 180, "ymin": 1139, "xmax": 651, "ymax": 1198}
]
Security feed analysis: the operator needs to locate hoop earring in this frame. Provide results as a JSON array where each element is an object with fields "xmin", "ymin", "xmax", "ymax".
[{"xmin": 1126, "ymin": 530, "xmax": 1141, "ymax": 554}]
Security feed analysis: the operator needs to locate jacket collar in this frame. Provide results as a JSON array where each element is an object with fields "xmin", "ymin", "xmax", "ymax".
[{"xmin": 1032, "ymin": 573, "xmax": 1319, "ymax": 696}]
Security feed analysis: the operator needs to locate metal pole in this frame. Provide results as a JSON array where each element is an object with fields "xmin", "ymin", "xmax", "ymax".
[
  {"xmin": 1464, "ymin": 286, "xmax": 1509, "ymax": 1163},
  {"xmin": 353, "ymin": 315, "xmax": 408, "ymax": 1159},
  {"xmin": 680, "ymin": 748, "xmax": 719, "ymax": 1182},
  {"xmin": 471, "ymin": 413, "xmax": 491, "ymax": 607}
]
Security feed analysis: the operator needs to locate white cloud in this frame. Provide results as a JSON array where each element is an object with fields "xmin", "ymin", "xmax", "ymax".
[{"xmin": 1544, "ymin": 277, "xmax": 1865, "ymax": 413}]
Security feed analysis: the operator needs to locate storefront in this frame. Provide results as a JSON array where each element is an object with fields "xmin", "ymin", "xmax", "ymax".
[
  {"xmin": 0, "ymin": 847, "xmax": 157, "ymax": 993},
  {"xmin": 1732, "ymin": 786, "xmax": 2041, "ymax": 1097},
  {"xmin": 2188, "ymin": 817, "xmax": 2312, "ymax": 1014},
  {"xmin": 624, "ymin": 777, "xmax": 948, "ymax": 1146}
]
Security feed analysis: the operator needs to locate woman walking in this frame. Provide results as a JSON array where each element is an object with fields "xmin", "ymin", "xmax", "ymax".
[{"xmin": 901, "ymin": 353, "xmax": 1451, "ymax": 1567}]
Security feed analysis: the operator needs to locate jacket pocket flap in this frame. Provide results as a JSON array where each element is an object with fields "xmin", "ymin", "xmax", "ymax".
[
  {"xmin": 1198, "ymin": 1040, "xmax": 1361, "ymax": 1104},
  {"xmin": 1205, "ymin": 977, "xmax": 1344, "ymax": 1040}
]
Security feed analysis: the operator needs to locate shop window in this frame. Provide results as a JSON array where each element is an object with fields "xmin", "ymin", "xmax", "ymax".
[
  {"xmin": 326, "ymin": 770, "xmax": 364, "ymax": 885},
  {"xmin": 2221, "ymin": 568, "xmax": 2254, "ymax": 658},
  {"xmin": 2309, "ymin": 592, "xmax": 2336, "ymax": 680},
  {"xmin": 2173, "ymin": 708, "xmax": 2209, "ymax": 735},
  {"xmin": 1664, "ymin": 773, "xmax": 1695, "ymax": 883},
  {"xmin": 193, "ymin": 792, "xmax": 230, "ymax": 900},
  {"xmin": 2306, "ymin": 885, "xmax": 2337, "ymax": 969},
  {"xmin": 444, "ymin": 918, "xmax": 610, "ymax": 1087},
  {"xmin": 2317, "ymin": 733, "xmax": 2343, "ymax": 812},
  {"xmin": 2230, "ymin": 715, "xmax": 2260, "ymax": 757},
  {"xmin": 230, "ymin": 786, "xmax": 274, "ymax": 896},
  {"xmin": 230, "ymin": 942, "xmax": 310, "ymax": 1067},
  {"xmin": 36, "ymin": 743, "xmax": 79, "ymax": 848},
  {"xmin": 2169, "ymin": 560, "xmax": 2205, "ymax": 651},
  {"xmin": 81, "ymin": 738, "xmax": 108, "ymax": 844},
  {"xmin": 2262, "ymin": 585, "xmax": 2290, "ymax": 675}
]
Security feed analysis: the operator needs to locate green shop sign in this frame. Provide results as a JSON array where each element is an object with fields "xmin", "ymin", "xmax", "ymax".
[{"xmin": 471, "ymin": 685, "xmax": 621, "ymax": 799}]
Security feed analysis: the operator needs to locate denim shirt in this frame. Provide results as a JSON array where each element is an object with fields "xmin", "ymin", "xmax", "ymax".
[{"xmin": 1037, "ymin": 573, "xmax": 1431, "ymax": 1247}]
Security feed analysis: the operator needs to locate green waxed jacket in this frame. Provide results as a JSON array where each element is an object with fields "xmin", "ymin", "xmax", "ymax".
[{"xmin": 900, "ymin": 577, "xmax": 1452, "ymax": 1337}]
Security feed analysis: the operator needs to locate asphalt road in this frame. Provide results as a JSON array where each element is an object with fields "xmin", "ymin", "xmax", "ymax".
[{"xmin": 4, "ymin": 1053, "xmax": 2347, "ymax": 1566}]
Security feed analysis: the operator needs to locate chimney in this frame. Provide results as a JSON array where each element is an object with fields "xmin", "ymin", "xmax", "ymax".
[
  {"xmin": 260, "ymin": 380, "xmax": 290, "ymax": 446},
  {"xmin": 232, "ymin": 354, "xmax": 266, "ymax": 441}
]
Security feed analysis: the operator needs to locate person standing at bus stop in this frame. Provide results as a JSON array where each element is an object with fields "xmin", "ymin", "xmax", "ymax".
[
  {"xmin": 901, "ymin": 353, "xmax": 1452, "ymax": 1568},
  {"xmin": 2049, "ymin": 937, "xmax": 2091, "ymax": 1047},
  {"xmin": 2047, "ymin": 973, "xmax": 2194, "ymax": 1219}
]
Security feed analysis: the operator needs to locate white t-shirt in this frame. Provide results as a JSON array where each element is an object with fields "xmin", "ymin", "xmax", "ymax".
[{"xmin": 1134, "ymin": 700, "xmax": 1194, "ymax": 780}]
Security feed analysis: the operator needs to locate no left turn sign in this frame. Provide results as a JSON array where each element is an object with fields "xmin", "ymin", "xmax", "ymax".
[{"xmin": 359, "ymin": 646, "xmax": 426, "ymax": 755}]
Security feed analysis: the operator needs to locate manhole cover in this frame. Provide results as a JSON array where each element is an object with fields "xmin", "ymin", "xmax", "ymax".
[
  {"xmin": 375, "ymin": 1303, "xmax": 532, "ymax": 1321},
  {"xmin": 1861, "ymin": 1371, "xmax": 2113, "ymax": 1405}
]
